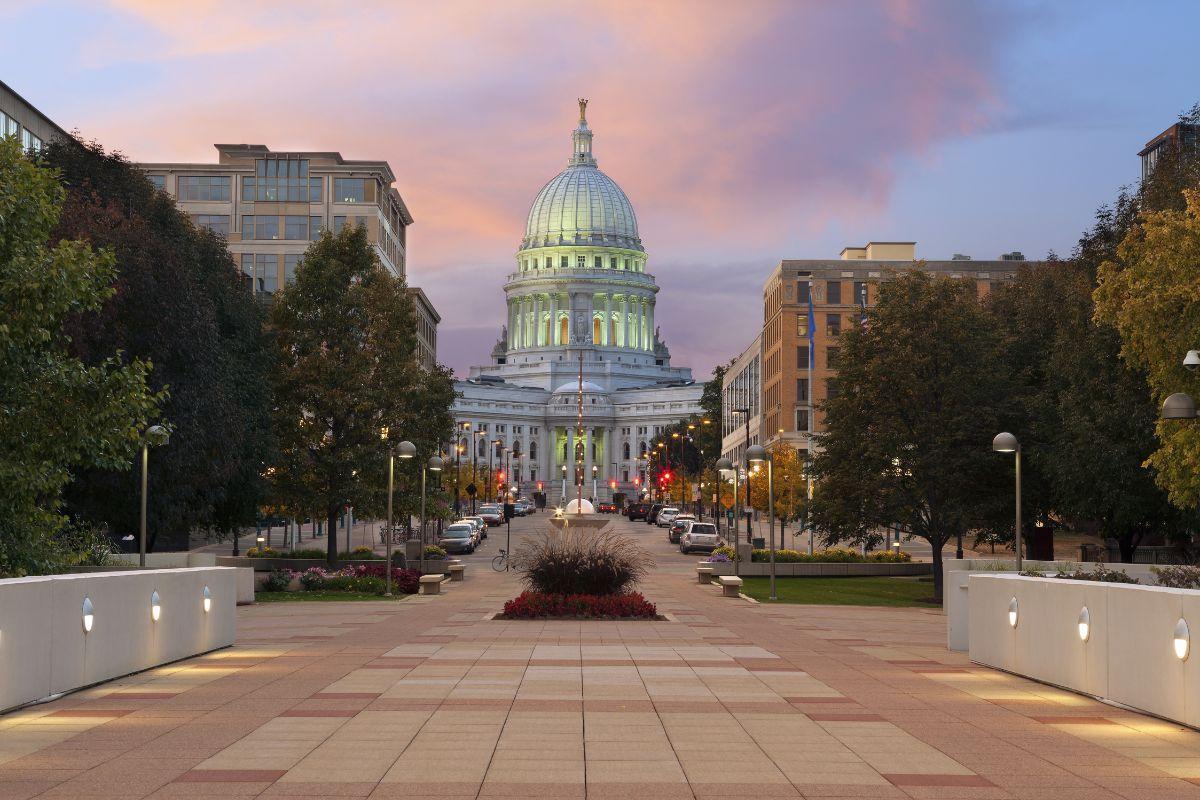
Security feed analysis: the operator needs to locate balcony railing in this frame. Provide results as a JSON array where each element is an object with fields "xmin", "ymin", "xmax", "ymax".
[{"xmin": 505, "ymin": 267, "xmax": 656, "ymax": 285}]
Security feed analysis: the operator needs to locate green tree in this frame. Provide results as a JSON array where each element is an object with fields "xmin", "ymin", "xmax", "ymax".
[
  {"xmin": 43, "ymin": 139, "xmax": 272, "ymax": 549},
  {"xmin": 268, "ymin": 225, "xmax": 455, "ymax": 564},
  {"xmin": 0, "ymin": 136, "xmax": 162, "ymax": 574},
  {"xmin": 747, "ymin": 443, "xmax": 808, "ymax": 548},
  {"xmin": 809, "ymin": 270, "xmax": 1009, "ymax": 601}
]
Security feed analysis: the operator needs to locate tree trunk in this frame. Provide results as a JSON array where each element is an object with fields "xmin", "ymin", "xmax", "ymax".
[
  {"xmin": 326, "ymin": 504, "xmax": 339, "ymax": 566},
  {"xmin": 1118, "ymin": 535, "xmax": 1136, "ymax": 564},
  {"xmin": 931, "ymin": 540, "xmax": 944, "ymax": 604}
]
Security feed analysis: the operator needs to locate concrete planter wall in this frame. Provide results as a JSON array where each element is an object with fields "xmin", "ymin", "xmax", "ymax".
[
  {"xmin": 706, "ymin": 561, "xmax": 930, "ymax": 578},
  {"xmin": 943, "ymin": 559, "xmax": 1162, "ymax": 651},
  {"xmin": 110, "ymin": 552, "xmax": 217, "ymax": 568},
  {"xmin": 0, "ymin": 567, "xmax": 238, "ymax": 712},
  {"xmin": 968, "ymin": 574, "xmax": 1200, "ymax": 728}
]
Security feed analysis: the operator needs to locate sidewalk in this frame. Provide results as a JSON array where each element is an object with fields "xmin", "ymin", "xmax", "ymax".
[{"xmin": 3, "ymin": 529, "xmax": 1200, "ymax": 799}]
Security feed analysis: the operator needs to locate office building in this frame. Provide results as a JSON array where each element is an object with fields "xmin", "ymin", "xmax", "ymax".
[{"xmin": 1, "ymin": 78, "xmax": 70, "ymax": 153}]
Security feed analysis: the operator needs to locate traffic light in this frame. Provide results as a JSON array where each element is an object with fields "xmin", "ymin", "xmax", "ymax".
[
  {"xmin": 497, "ymin": 471, "xmax": 505, "ymax": 483},
  {"xmin": 609, "ymin": 480, "xmax": 616, "ymax": 490},
  {"xmin": 537, "ymin": 481, "xmax": 543, "ymax": 491}
]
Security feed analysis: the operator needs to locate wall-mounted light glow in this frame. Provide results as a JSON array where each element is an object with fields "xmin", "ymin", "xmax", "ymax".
[
  {"xmin": 150, "ymin": 590, "xmax": 162, "ymax": 622},
  {"xmin": 202, "ymin": 586, "xmax": 212, "ymax": 613},
  {"xmin": 1077, "ymin": 607, "xmax": 1090, "ymax": 642},
  {"xmin": 1174, "ymin": 619, "xmax": 1190, "ymax": 660},
  {"xmin": 1008, "ymin": 597, "xmax": 1019, "ymax": 628},
  {"xmin": 82, "ymin": 597, "xmax": 94, "ymax": 633}
]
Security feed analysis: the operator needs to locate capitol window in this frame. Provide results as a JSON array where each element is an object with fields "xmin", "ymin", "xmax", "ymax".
[
  {"xmin": 577, "ymin": 255, "xmax": 586, "ymax": 268},
  {"xmin": 561, "ymin": 256, "xmax": 569, "ymax": 268},
  {"xmin": 612, "ymin": 256, "xmax": 620, "ymax": 269},
  {"xmin": 594, "ymin": 256, "xmax": 603, "ymax": 268}
]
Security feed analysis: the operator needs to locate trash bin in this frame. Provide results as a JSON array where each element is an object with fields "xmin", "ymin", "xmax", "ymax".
[{"xmin": 752, "ymin": 537, "xmax": 765, "ymax": 549}]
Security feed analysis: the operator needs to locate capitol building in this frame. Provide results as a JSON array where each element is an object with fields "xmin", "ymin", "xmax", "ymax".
[{"xmin": 452, "ymin": 101, "xmax": 703, "ymax": 504}]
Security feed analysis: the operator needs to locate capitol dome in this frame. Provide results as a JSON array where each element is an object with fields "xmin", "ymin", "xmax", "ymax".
[{"xmin": 521, "ymin": 103, "xmax": 642, "ymax": 252}]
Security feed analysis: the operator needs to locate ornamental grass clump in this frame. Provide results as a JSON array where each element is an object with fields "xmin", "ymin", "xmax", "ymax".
[
  {"xmin": 1152, "ymin": 565, "xmax": 1200, "ymax": 589},
  {"xmin": 513, "ymin": 530, "xmax": 652, "ymax": 596}
]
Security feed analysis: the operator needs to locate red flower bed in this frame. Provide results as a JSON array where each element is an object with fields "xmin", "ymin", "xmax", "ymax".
[
  {"xmin": 348, "ymin": 564, "xmax": 422, "ymax": 594},
  {"xmin": 502, "ymin": 591, "xmax": 658, "ymax": 619}
]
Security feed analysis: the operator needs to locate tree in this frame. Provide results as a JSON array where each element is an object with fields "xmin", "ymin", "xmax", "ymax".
[
  {"xmin": 747, "ymin": 443, "xmax": 808, "ymax": 548},
  {"xmin": 268, "ymin": 224, "xmax": 455, "ymax": 565},
  {"xmin": 44, "ymin": 138, "xmax": 272, "ymax": 550},
  {"xmin": 1096, "ymin": 189, "xmax": 1200, "ymax": 511},
  {"xmin": 0, "ymin": 136, "xmax": 162, "ymax": 574},
  {"xmin": 809, "ymin": 270, "xmax": 1009, "ymax": 601}
]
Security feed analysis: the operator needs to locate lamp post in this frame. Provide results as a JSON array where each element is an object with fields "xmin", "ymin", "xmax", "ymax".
[
  {"xmin": 560, "ymin": 463, "xmax": 567, "ymax": 506},
  {"xmin": 747, "ymin": 445, "xmax": 776, "ymax": 600},
  {"xmin": 420, "ymin": 454, "xmax": 444, "ymax": 547},
  {"xmin": 138, "ymin": 424, "xmax": 169, "ymax": 567},
  {"xmin": 732, "ymin": 408, "xmax": 751, "ymax": 545},
  {"xmin": 386, "ymin": 436, "xmax": 417, "ymax": 597},
  {"xmin": 472, "ymin": 429, "xmax": 485, "ymax": 513},
  {"xmin": 592, "ymin": 464, "xmax": 598, "ymax": 502},
  {"xmin": 992, "ymin": 433, "xmax": 1022, "ymax": 571},
  {"xmin": 716, "ymin": 457, "xmax": 740, "ymax": 578}
]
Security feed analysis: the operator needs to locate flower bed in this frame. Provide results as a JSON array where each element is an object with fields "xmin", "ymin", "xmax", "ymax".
[
  {"xmin": 706, "ymin": 546, "xmax": 912, "ymax": 564},
  {"xmin": 501, "ymin": 591, "xmax": 658, "ymax": 619},
  {"xmin": 263, "ymin": 564, "xmax": 422, "ymax": 596}
]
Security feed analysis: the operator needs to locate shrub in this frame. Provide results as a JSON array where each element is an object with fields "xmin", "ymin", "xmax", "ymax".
[
  {"xmin": 245, "ymin": 546, "xmax": 279, "ymax": 558},
  {"xmin": 513, "ymin": 531, "xmax": 651, "ymax": 595},
  {"xmin": 503, "ymin": 590, "xmax": 657, "ymax": 619},
  {"xmin": 262, "ymin": 570, "xmax": 294, "ymax": 592},
  {"xmin": 705, "ymin": 552, "xmax": 731, "ymax": 563},
  {"xmin": 745, "ymin": 547, "xmax": 913, "ymax": 563},
  {"xmin": 287, "ymin": 548, "xmax": 328, "ymax": 559},
  {"xmin": 711, "ymin": 545, "xmax": 736, "ymax": 560},
  {"xmin": 348, "ymin": 564, "xmax": 422, "ymax": 594},
  {"xmin": 1152, "ymin": 565, "xmax": 1200, "ymax": 589},
  {"xmin": 322, "ymin": 575, "xmax": 386, "ymax": 594},
  {"xmin": 299, "ymin": 566, "xmax": 330, "ymax": 590},
  {"xmin": 423, "ymin": 545, "xmax": 447, "ymax": 560},
  {"xmin": 1051, "ymin": 565, "xmax": 1140, "ymax": 584}
]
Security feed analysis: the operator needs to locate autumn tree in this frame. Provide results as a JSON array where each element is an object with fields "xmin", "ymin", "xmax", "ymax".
[
  {"xmin": 747, "ymin": 443, "xmax": 808, "ymax": 548},
  {"xmin": 0, "ymin": 136, "xmax": 162, "ymax": 574}
]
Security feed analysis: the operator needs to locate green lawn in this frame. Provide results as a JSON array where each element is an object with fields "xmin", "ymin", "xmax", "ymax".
[
  {"xmin": 739, "ymin": 576, "xmax": 937, "ymax": 607},
  {"xmin": 255, "ymin": 591, "xmax": 405, "ymax": 603}
]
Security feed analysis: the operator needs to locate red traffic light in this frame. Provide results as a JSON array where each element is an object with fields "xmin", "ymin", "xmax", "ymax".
[{"xmin": 537, "ymin": 481, "xmax": 543, "ymax": 491}]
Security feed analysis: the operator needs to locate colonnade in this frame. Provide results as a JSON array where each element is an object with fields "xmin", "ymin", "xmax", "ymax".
[
  {"xmin": 506, "ymin": 293, "xmax": 654, "ymax": 351},
  {"xmin": 551, "ymin": 425, "xmax": 612, "ymax": 491}
]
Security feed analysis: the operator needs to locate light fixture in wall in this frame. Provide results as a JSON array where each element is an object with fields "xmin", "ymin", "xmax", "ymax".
[
  {"xmin": 1174, "ymin": 619, "xmax": 1190, "ymax": 661},
  {"xmin": 1077, "ymin": 607, "xmax": 1090, "ymax": 642},
  {"xmin": 150, "ymin": 590, "xmax": 162, "ymax": 622},
  {"xmin": 1008, "ymin": 597, "xmax": 1019, "ymax": 628},
  {"xmin": 82, "ymin": 597, "xmax": 94, "ymax": 633},
  {"xmin": 202, "ymin": 586, "xmax": 212, "ymax": 614}
]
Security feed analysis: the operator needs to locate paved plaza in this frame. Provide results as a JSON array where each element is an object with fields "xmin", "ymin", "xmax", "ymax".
[{"xmin": 3, "ymin": 516, "xmax": 1200, "ymax": 800}]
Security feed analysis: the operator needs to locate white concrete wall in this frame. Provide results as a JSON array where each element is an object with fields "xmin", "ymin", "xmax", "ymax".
[
  {"xmin": 0, "ymin": 567, "xmax": 237, "ymax": 712},
  {"xmin": 944, "ymin": 559, "xmax": 1162, "ymax": 651},
  {"xmin": 110, "ymin": 552, "xmax": 217, "ymax": 568},
  {"xmin": 969, "ymin": 574, "xmax": 1200, "ymax": 728}
]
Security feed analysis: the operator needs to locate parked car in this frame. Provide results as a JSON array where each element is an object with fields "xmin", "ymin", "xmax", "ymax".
[
  {"xmin": 439, "ymin": 523, "xmax": 476, "ymax": 554},
  {"xmin": 512, "ymin": 500, "xmax": 529, "ymax": 516},
  {"xmin": 455, "ymin": 518, "xmax": 484, "ymax": 544},
  {"xmin": 656, "ymin": 507, "xmax": 681, "ymax": 528},
  {"xmin": 667, "ymin": 514, "xmax": 696, "ymax": 543},
  {"xmin": 646, "ymin": 503, "xmax": 665, "ymax": 524},
  {"xmin": 597, "ymin": 502, "xmax": 617, "ymax": 514},
  {"xmin": 462, "ymin": 516, "xmax": 488, "ymax": 539},
  {"xmin": 478, "ymin": 504, "xmax": 504, "ymax": 526},
  {"xmin": 626, "ymin": 503, "xmax": 650, "ymax": 521},
  {"xmin": 679, "ymin": 521, "xmax": 721, "ymax": 554}
]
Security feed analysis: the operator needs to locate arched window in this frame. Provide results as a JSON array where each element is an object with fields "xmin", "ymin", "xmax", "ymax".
[
  {"xmin": 529, "ymin": 441, "xmax": 537, "ymax": 459},
  {"xmin": 640, "ymin": 441, "xmax": 648, "ymax": 456},
  {"xmin": 477, "ymin": 438, "xmax": 486, "ymax": 458},
  {"xmin": 459, "ymin": 437, "xmax": 468, "ymax": 454},
  {"xmin": 560, "ymin": 316, "xmax": 568, "ymax": 344},
  {"xmin": 623, "ymin": 442, "xmax": 631, "ymax": 460},
  {"xmin": 593, "ymin": 317, "xmax": 601, "ymax": 343},
  {"xmin": 512, "ymin": 441, "xmax": 522, "ymax": 458},
  {"xmin": 494, "ymin": 440, "xmax": 503, "ymax": 459}
]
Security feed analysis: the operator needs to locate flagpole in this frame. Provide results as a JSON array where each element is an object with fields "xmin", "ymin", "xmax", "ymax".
[{"xmin": 807, "ymin": 282, "xmax": 815, "ymax": 555}]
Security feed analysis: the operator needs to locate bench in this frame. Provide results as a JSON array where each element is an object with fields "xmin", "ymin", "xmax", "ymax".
[
  {"xmin": 448, "ymin": 564, "xmax": 465, "ymax": 582},
  {"xmin": 418, "ymin": 574, "xmax": 444, "ymax": 595},
  {"xmin": 696, "ymin": 566, "xmax": 714, "ymax": 584},
  {"xmin": 717, "ymin": 576, "xmax": 743, "ymax": 597}
]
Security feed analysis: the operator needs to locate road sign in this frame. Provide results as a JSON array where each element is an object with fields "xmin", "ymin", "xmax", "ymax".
[
  {"xmin": 721, "ymin": 496, "xmax": 734, "ymax": 509},
  {"xmin": 466, "ymin": 483, "xmax": 477, "ymax": 496}
]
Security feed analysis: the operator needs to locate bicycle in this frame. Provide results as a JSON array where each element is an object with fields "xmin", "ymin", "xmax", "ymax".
[{"xmin": 491, "ymin": 549, "xmax": 509, "ymax": 572}]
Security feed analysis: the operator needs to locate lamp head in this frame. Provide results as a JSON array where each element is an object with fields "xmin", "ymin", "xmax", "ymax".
[
  {"xmin": 715, "ymin": 457, "xmax": 733, "ymax": 472},
  {"xmin": 746, "ymin": 444, "xmax": 768, "ymax": 465},
  {"xmin": 992, "ymin": 432, "xmax": 1019, "ymax": 453},
  {"xmin": 428, "ymin": 456, "xmax": 444, "ymax": 471},
  {"xmin": 145, "ymin": 424, "xmax": 170, "ymax": 447},
  {"xmin": 1184, "ymin": 350, "xmax": 1200, "ymax": 372},
  {"xmin": 397, "ymin": 440, "xmax": 417, "ymax": 459},
  {"xmin": 1162, "ymin": 392, "xmax": 1198, "ymax": 420}
]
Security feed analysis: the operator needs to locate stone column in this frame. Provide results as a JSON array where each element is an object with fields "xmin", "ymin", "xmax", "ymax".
[
  {"xmin": 605, "ymin": 294, "xmax": 613, "ymax": 346},
  {"xmin": 549, "ymin": 293, "xmax": 558, "ymax": 345},
  {"xmin": 507, "ymin": 299, "xmax": 515, "ymax": 349},
  {"xmin": 583, "ymin": 427, "xmax": 593, "ymax": 498},
  {"xmin": 647, "ymin": 302, "xmax": 655, "ymax": 351},
  {"xmin": 533, "ymin": 294, "xmax": 542, "ymax": 347}
]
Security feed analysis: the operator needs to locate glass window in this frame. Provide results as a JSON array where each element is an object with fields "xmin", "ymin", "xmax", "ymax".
[
  {"xmin": 796, "ymin": 345, "xmax": 809, "ymax": 368},
  {"xmin": 309, "ymin": 176, "xmax": 323, "ymax": 203},
  {"xmin": 250, "ymin": 159, "xmax": 316, "ymax": 201},
  {"xmin": 333, "ymin": 216, "xmax": 347, "ymax": 233},
  {"xmin": 284, "ymin": 254, "xmax": 302, "ymax": 284},
  {"xmin": 177, "ymin": 175, "xmax": 231, "ymax": 201},
  {"xmin": 577, "ymin": 255, "xmax": 586, "ymax": 268},
  {"xmin": 255, "ymin": 253, "xmax": 278, "ymax": 294},
  {"xmin": 594, "ymin": 256, "xmax": 603, "ymax": 268},
  {"xmin": 611, "ymin": 256, "xmax": 620, "ymax": 269},
  {"xmin": 827, "ymin": 314, "xmax": 841, "ymax": 336},
  {"xmin": 798, "ymin": 280, "xmax": 811, "ymax": 304},
  {"xmin": 283, "ymin": 215, "xmax": 309, "ymax": 240},
  {"xmin": 0, "ymin": 112, "xmax": 15, "ymax": 137},
  {"xmin": 827, "ymin": 379, "xmax": 839, "ymax": 400},
  {"xmin": 561, "ymin": 256, "xmax": 569, "ymax": 268},
  {"xmin": 242, "ymin": 176, "xmax": 255, "ymax": 201},
  {"xmin": 796, "ymin": 408, "xmax": 810, "ymax": 431},
  {"xmin": 240, "ymin": 253, "xmax": 254, "ymax": 290},
  {"xmin": 624, "ymin": 259, "xmax": 630, "ymax": 270},
  {"xmin": 796, "ymin": 378, "xmax": 809, "ymax": 402},
  {"xmin": 310, "ymin": 216, "xmax": 323, "ymax": 240},
  {"xmin": 827, "ymin": 280, "xmax": 842, "ymax": 304},
  {"xmin": 191, "ymin": 214, "xmax": 229, "ymax": 237},
  {"xmin": 147, "ymin": 174, "xmax": 165, "ymax": 191},
  {"xmin": 334, "ymin": 178, "xmax": 367, "ymax": 203}
]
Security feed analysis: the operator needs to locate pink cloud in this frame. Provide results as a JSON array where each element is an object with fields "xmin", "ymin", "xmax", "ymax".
[{"xmin": 69, "ymin": 0, "xmax": 1016, "ymax": 376}]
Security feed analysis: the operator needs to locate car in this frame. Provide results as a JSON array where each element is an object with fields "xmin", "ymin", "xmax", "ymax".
[
  {"xmin": 626, "ymin": 503, "xmax": 650, "ymax": 521},
  {"xmin": 462, "ymin": 516, "xmax": 487, "ymax": 539},
  {"xmin": 512, "ymin": 500, "xmax": 529, "ymax": 516},
  {"xmin": 656, "ymin": 507, "xmax": 681, "ymax": 528},
  {"xmin": 667, "ymin": 514, "xmax": 696, "ymax": 543},
  {"xmin": 478, "ymin": 505, "xmax": 504, "ymax": 526},
  {"xmin": 645, "ymin": 503, "xmax": 665, "ymax": 524},
  {"xmin": 455, "ymin": 518, "xmax": 484, "ymax": 544},
  {"xmin": 597, "ymin": 502, "xmax": 617, "ymax": 514},
  {"xmin": 679, "ymin": 521, "xmax": 721, "ymax": 554},
  {"xmin": 438, "ymin": 523, "xmax": 476, "ymax": 554}
]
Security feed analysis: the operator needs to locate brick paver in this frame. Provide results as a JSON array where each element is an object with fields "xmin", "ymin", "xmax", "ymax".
[{"xmin": 2, "ymin": 516, "xmax": 1200, "ymax": 799}]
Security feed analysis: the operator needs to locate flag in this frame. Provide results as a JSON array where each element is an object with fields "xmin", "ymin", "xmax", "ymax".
[
  {"xmin": 859, "ymin": 286, "xmax": 869, "ymax": 331},
  {"xmin": 806, "ymin": 287, "xmax": 816, "ymax": 369}
]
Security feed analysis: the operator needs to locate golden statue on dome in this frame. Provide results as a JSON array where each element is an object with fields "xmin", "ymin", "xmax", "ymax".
[{"xmin": 578, "ymin": 97, "xmax": 588, "ymax": 122}]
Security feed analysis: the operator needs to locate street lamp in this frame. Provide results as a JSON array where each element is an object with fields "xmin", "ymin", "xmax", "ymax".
[
  {"xmin": 716, "ymin": 457, "xmax": 740, "ymax": 578},
  {"xmin": 472, "ymin": 429, "xmax": 486, "ymax": 513},
  {"xmin": 592, "ymin": 464, "xmax": 598, "ymax": 501},
  {"xmin": 138, "ymin": 424, "xmax": 169, "ymax": 567},
  {"xmin": 420, "ymin": 455, "xmax": 444, "ymax": 547},
  {"xmin": 561, "ymin": 463, "xmax": 568, "ymax": 504},
  {"xmin": 746, "ymin": 445, "xmax": 776, "ymax": 600},
  {"xmin": 992, "ymin": 432, "xmax": 1022, "ymax": 571},
  {"xmin": 382, "ymin": 434, "xmax": 416, "ymax": 597}
]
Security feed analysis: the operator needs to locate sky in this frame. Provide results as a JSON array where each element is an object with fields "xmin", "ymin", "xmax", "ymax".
[{"xmin": 3, "ymin": 0, "xmax": 1198, "ymax": 378}]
